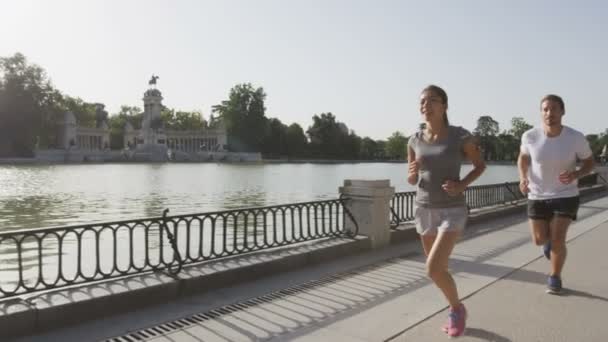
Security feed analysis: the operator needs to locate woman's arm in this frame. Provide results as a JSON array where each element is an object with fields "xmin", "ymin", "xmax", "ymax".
[
  {"xmin": 442, "ymin": 139, "xmax": 486, "ymax": 196},
  {"xmin": 407, "ymin": 145, "xmax": 419, "ymax": 185},
  {"xmin": 460, "ymin": 139, "xmax": 486, "ymax": 187}
]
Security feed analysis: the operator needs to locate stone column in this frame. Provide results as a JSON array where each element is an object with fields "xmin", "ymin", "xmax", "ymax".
[{"xmin": 339, "ymin": 179, "xmax": 395, "ymax": 249}]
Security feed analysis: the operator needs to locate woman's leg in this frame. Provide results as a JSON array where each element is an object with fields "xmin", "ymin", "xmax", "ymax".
[
  {"xmin": 420, "ymin": 234, "xmax": 436, "ymax": 257},
  {"xmin": 424, "ymin": 231, "xmax": 461, "ymax": 308}
]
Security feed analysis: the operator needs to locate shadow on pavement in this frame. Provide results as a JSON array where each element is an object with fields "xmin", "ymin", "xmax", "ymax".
[
  {"xmin": 563, "ymin": 289, "xmax": 608, "ymax": 302},
  {"xmin": 465, "ymin": 327, "xmax": 512, "ymax": 341}
]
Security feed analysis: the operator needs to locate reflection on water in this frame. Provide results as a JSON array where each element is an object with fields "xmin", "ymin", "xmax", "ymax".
[
  {"xmin": 0, "ymin": 195, "xmax": 81, "ymax": 230},
  {"xmin": 222, "ymin": 188, "xmax": 267, "ymax": 210},
  {"xmin": 142, "ymin": 192, "xmax": 169, "ymax": 218},
  {"xmin": 0, "ymin": 163, "xmax": 518, "ymax": 231}
]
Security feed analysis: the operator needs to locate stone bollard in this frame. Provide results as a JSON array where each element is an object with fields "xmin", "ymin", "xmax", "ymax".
[{"xmin": 339, "ymin": 179, "xmax": 395, "ymax": 249}]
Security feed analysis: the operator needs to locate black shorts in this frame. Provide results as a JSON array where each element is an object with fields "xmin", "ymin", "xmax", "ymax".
[{"xmin": 527, "ymin": 196, "xmax": 580, "ymax": 221}]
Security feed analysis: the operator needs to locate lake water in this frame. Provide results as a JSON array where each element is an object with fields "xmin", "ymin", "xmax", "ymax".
[{"xmin": 0, "ymin": 163, "xmax": 518, "ymax": 231}]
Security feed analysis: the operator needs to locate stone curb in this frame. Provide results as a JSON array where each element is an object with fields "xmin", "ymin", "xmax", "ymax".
[{"xmin": 0, "ymin": 237, "xmax": 371, "ymax": 339}]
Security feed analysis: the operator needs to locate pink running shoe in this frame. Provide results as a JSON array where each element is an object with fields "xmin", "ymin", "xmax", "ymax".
[
  {"xmin": 441, "ymin": 305, "xmax": 461, "ymax": 332},
  {"xmin": 442, "ymin": 304, "xmax": 467, "ymax": 337}
]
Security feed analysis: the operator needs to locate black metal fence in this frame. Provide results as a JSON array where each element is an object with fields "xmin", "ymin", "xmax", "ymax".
[
  {"xmin": 0, "ymin": 198, "xmax": 357, "ymax": 299},
  {"xmin": 465, "ymin": 181, "xmax": 525, "ymax": 210},
  {"xmin": 2, "ymin": 173, "xmax": 604, "ymax": 299},
  {"xmin": 390, "ymin": 173, "xmax": 603, "ymax": 228}
]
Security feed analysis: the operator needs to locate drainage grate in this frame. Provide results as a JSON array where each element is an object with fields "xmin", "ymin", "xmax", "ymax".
[{"xmin": 105, "ymin": 254, "xmax": 418, "ymax": 342}]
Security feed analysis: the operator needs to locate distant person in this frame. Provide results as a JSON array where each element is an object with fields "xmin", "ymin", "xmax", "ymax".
[
  {"xmin": 407, "ymin": 85, "xmax": 486, "ymax": 337},
  {"xmin": 517, "ymin": 94, "xmax": 594, "ymax": 294}
]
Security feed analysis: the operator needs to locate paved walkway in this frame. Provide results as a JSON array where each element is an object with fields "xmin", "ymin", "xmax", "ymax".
[
  {"xmin": 13, "ymin": 194, "xmax": 608, "ymax": 342},
  {"xmin": 392, "ymin": 203, "xmax": 608, "ymax": 342}
]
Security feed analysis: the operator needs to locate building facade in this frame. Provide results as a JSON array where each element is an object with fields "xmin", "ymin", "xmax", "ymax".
[
  {"xmin": 57, "ymin": 110, "xmax": 110, "ymax": 150},
  {"xmin": 58, "ymin": 82, "xmax": 228, "ymax": 156},
  {"xmin": 125, "ymin": 85, "xmax": 228, "ymax": 154}
]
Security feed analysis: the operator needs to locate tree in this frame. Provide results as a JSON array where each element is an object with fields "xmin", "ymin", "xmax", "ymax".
[
  {"xmin": 375, "ymin": 140, "xmax": 387, "ymax": 159},
  {"xmin": 360, "ymin": 137, "xmax": 378, "ymax": 159},
  {"xmin": 161, "ymin": 108, "xmax": 205, "ymax": 130},
  {"xmin": 107, "ymin": 105, "xmax": 143, "ymax": 149},
  {"xmin": 510, "ymin": 117, "xmax": 533, "ymax": 141},
  {"xmin": 306, "ymin": 112, "xmax": 343, "ymax": 158},
  {"xmin": 303, "ymin": 112, "xmax": 365, "ymax": 159},
  {"xmin": 118, "ymin": 105, "xmax": 143, "ymax": 129},
  {"xmin": 37, "ymin": 89, "xmax": 65, "ymax": 149},
  {"xmin": 119, "ymin": 105, "xmax": 142, "ymax": 117},
  {"xmin": 496, "ymin": 131, "xmax": 518, "ymax": 161},
  {"xmin": 341, "ymin": 131, "xmax": 362, "ymax": 160},
  {"xmin": 285, "ymin": 123, "xmax": 308, "ymax": 158},
  {"xmin": 61, "ymin": 95, "xmax": 97, "ymax": 128},
  {"xmin": 474, "ymin": 116, "xmax": 500, "ymax": 160},
  {"xmin": 261, "ymin": 118, "xmax": 288, "ymax": 157},
  {"xmin": 212, "ymin": 83, "xmax": 267, "ymax": 152},
  {"xmin": 474, "ymin": 116, "xmax": 500, "ymax": 137},
  {"xmin": 598, "ymin": 129, "xmax": 608, "ymax": 161},
  {"xmin": 385, "ymin": 131, "xmax": 408, "ymax": 160},
  {"xmin": 0, "ymin": 53, "xmax": 60, "ymax": 156},
  {"xmin": 586, "ymin": 134, "xmax": 601, "ymax": 159},
  {"xmin": 107, "ymin": 115, "xmax": 126, "ymax": 150}
]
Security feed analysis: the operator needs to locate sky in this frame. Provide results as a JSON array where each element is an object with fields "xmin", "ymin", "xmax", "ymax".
[{"xmin": 1, "ymin": 0, "xmax": 607, "ymax": 140}]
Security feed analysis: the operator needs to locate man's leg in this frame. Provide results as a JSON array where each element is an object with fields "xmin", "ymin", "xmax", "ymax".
[
  {"xmin": 549, "ymin": 216, "xmax": 571, "ymax": 277},
  {"xmin": 529, "ymin": 219, "xmax": 550, "ymax": 246},
  {"xmin": 528, "ymin": 199, "xmax": 551, "ymax": 255}
]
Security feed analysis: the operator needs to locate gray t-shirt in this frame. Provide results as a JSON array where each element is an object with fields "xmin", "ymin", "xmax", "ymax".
[{"xmin": 408, "ymin": 125, "xmax": 473, "ymax": 208}]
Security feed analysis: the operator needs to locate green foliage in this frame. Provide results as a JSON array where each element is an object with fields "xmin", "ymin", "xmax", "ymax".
[
  {"xmin": 385, "ymin": 131, "xmax": 408, "ymax": 159},
  {"xmin": 5, "ymin": 53, "xmax": 608, "ymax": 162},
  {"xmin": 161, "ymin": 108, "xmax": 205, "ymax": 130},
  {"xmin": 262, "ymin": 118, "xmax": 288, "ymax": 157},
  {"xmin": 119, "ymin": 105, "xmax": 142, "ymax": 117},
  {"xmin": 306, "ymin": 113, "xmax": 350, "ymax": 158},
  {"xmin": 496, "ymin": 131, "xmax": 519, "ymax": 161},
  {"xmin": 285, "ymin": 123, "xmax": 308, "ymax": 157},
  {"xmin": 474, "ymin": 116, "xmax": 500, "ymax": 160},
  {"xmin": 586, "ymin": 134, "xmax": 601, "ymax": 158},
  {"xmin": 0, "ymin": 53, "xmax": 56, "ymax": 156},
  {"xmin": 212, "ymin": 83, "xmax": 267, "ymax": 152},
  {"xmin": 359, "ymin": 137, "xmax": 376, "ymax": 159},
  {"xmin": 107, "ymin": 115, "xmax": 126, "ymax": 150},
  {"xmin": 360, "ymin": 137, "xmax": 386, "ymax": 159},
  {"xmin": 343, "ymin": 132, "xmax": 362, "ymax": 160},
  {"xmin": 474, "ymin": 116, "xmax": 500, "ymax": 137},
  {"xmin": 117, "ymin": 106, "xmax": 143, "ymax": 129},
  {"xmin": 62, "ymin": 96, "xmax": 97, "ymax": 127},
  {"xmin": 510, "ymin": 117, "xmax": 533, "ymax": 141},
  {"xmin": 107, "ymin": 106, "xmax": 143, "ymax": 149}
]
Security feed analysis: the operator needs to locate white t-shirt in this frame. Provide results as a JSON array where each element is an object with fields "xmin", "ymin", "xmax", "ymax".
[{"xmin": 520, "ymin": 126, "xmax": 592, "ymax": 200}]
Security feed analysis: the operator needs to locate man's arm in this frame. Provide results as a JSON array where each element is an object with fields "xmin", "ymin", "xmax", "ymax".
[
  {"xmin": 575, "ymin": 157, "xmax": 595, "ymax": 178},
  {"xmin": 560, "ymin": 134, "xmax": 595, "ymax": 184},
  {"xmin": 517, "ymin": 151, "xmax": 530, "ymax": 194}
]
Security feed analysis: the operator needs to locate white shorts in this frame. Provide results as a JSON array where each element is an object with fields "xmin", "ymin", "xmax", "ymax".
[{"xmin": 415, "ymin": 206, "xmax": 468, "ymax": 236}]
